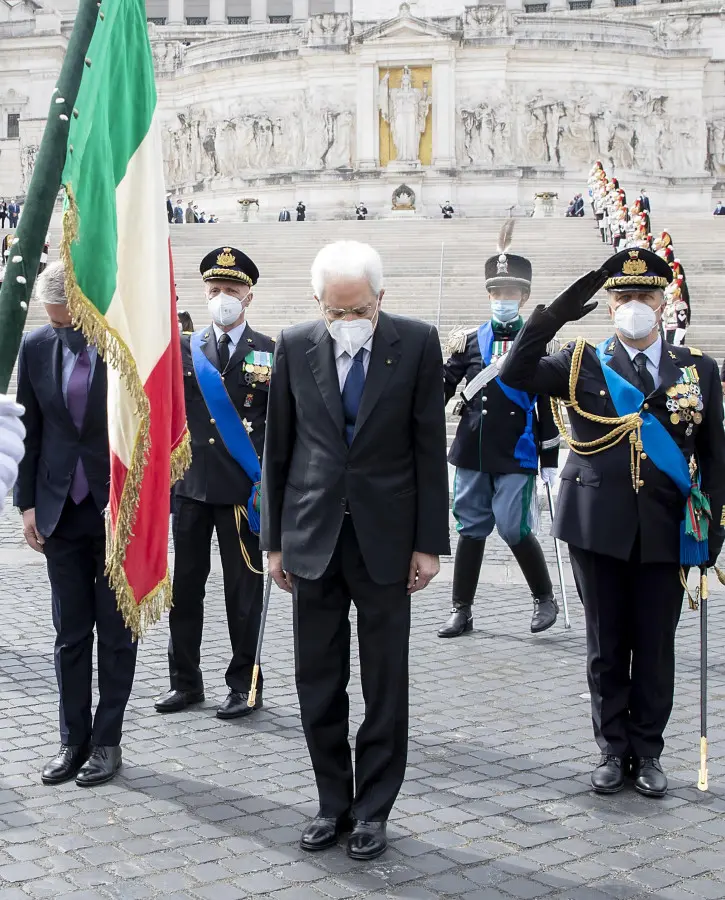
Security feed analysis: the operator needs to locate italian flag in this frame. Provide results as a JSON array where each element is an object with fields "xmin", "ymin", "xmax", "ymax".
[{"xmin": 60, "ymin": 0, "xmax": 190, "ymax": 637}]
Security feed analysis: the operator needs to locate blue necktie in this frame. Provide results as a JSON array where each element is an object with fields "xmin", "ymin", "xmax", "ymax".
[{"xmin": 341, "ymin": 348, "xmax": 366, "ymax": 446}]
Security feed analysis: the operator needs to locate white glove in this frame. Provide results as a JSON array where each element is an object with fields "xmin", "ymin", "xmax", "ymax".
[
  {"xmin": 0, "ymin": 395, "xmax": 26, "ymax": 513},
  {"xmin": 540, "ymin": 467, "xmax": 558, "ymax": 487}
]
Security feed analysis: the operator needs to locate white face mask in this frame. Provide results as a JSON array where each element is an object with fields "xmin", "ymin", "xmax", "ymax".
[
  {"xmin": 490, "ymin": 300, "xmax": 520, "ymax": 323},
  {"xmin": 208, "ymin": 292, "xmax": 244, "ymax": 327},
  {"xmin": 613, "ymin": 299, "xmax": 658, "ymax": 340},
  {"xmin": 328, "ymin": 316, "xmax": 376, "ymax": 358}
]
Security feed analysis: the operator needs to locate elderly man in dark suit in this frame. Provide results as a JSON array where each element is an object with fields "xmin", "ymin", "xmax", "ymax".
[
  {"xmin": 14, "ymin": 261, "xmax": 137, "ymax": 787},
  {"xmin": 261, "ymin": 240, "xmax": 450, "ymax": 861}
]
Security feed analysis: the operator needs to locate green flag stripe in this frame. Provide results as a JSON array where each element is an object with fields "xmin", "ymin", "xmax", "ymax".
[{"xmin": 62, "ymin": 0, "xmax": 156, "ymax": 316}]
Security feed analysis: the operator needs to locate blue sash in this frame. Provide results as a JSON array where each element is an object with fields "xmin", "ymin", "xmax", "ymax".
[
  {"xmin": 478, "ymin": 321, "xmax": 538, "ymax": 470},
  {"xmin": 191, "ymin": 331, "xmax": 261, "ymax": 534},
  {"xmin": 595, "ymin": 338, "xmax": 707, "ymax": 564}
]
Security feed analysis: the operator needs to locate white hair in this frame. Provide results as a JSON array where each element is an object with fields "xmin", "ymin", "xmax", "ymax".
[
  {"xmin": 36, "ymin": 260, "xmax": 67, "ymax": 306},
  {"xmin": 311, "ymin": 241, "xmax": 384, "ymax": 300}
]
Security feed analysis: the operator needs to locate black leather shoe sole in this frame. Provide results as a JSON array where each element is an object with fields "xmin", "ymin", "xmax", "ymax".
[
  {"xmin": 154, "ymin": 692, "xmax": 205, "ymax": 713},
  {"xmin": 216, "ymin": 699, "xmax": 263, "ymax": 720},
  {"xmin": 591, "ymin": 779, "xmax": 625, "ymax": 795},
  {"xmin": 437, "ymin": 620, "xmax": 473, "ymax": 638},
  {"xmin": 531, "ymin": 616, "xmax": 558, "ymax": 634},
  {"xmin": 347, "ymin": 839, "xmax": 388, "ymax": 861}
]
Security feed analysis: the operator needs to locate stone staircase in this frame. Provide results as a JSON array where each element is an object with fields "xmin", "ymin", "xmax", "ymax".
[{"xmin": 3, "ymin": 214, "xmax": 724, "ymax": 388}]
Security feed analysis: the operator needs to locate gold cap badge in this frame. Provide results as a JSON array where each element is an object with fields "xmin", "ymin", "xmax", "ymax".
[
  {"xmin": 622, "ymin": 251, "xmax": 647, "ymax": 276},
  {"xmin": 217, "ymin": 248, "xmax": 236, "ymax": 268}
]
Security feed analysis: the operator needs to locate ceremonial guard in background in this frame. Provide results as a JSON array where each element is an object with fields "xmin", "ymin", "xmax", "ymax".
[
  {"xmin": 296, "ymin": 201, "xmax": 307, "ymax": 222},
  {"xmin": 502, "ymin": 248, "xmax": 725, "ymax": 797},
  {"xmin": 441, "ymin": 202, "xmax": 455, "ymax": 219},
  {"xmin": 155, "ymin": 247, "xmax": 275, "ymax": 719},
  {"xmin": 437, "ymin": 224, "xmax": 560, "ymax": 639}
]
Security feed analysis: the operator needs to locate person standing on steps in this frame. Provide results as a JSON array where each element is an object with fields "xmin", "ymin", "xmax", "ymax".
[
  {"xmin": 437, "ymin": 222, "xmax": 561, "ymax": 640},
  {"xmin": 155, "ymin": 246, "xmax": 275, "ymax": 720}
]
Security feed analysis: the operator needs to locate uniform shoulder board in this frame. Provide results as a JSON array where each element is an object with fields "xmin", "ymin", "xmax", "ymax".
[
  {"xmin": 689, "ymin": 347, "xmax": 702, "ymax": 357},
  {"xmin": 446, "ymin": 326, "xmax": 475, "ymax": 356}
]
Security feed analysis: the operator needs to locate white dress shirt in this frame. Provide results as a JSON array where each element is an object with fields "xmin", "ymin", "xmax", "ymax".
[
  {"xmin": 620, "ymin": 335, "xmax": 662, "ymax": 391},
  {"xmin": 333, "ymin": 337, "xmax": 373, "ymax": 391},
  {"xmin": 61, "ymin": 342, "xmax": 98, "ymax": 403},
  {"xmin": 213, "ymin": 319, "xmax": 247, "ymax": 355}
]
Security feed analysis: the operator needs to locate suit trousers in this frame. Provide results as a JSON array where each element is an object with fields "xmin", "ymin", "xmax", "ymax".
[
  {"xmin": 169, "ymin": 497, "xmax": 263, "ymax": 693},
  {"xmin": 292, "ymin": 516, "xmax": 410, "ymax": 822},
  {"xmin": 569, "ymin": 544, "xmax": 683, "ymax": 759},
  {"xmin": 43, "ymin": 496, "xmax": 137, "ymax": 747}
]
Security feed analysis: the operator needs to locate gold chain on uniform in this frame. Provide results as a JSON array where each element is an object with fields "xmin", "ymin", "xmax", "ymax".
[{"xmin": 550, "ymin": 337, "xmax": 644, "ymax": 493}]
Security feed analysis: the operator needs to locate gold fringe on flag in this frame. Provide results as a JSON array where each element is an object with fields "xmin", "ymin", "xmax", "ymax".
[{"xmin": 60, "ymin": 187, "xmax": 190, "ymax": 639}]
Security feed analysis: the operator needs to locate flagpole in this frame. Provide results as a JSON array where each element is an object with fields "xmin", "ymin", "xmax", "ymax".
[{"xmin": 0, "ymin": 0, "xmax": 99, "ymax": 393}]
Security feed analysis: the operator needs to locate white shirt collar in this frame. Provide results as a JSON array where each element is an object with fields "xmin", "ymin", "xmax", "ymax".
[
  {"xmin": 213, "ymin": 319, "xmax": 247, "ymax": 348},
  {"xmin": 620, "ymin": 335, "xmax": 662, "ymax": 369},
  {"xmin": 332, "ymin": 335, "xmax": 374, "ymax": 360}
]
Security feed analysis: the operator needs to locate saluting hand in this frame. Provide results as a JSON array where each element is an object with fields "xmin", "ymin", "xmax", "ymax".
[
  {"xmin": 408, "ymin": 552, "xmax": 440, "ymax": 594},
  {"xmin": 546, "ymin": 268, "xmax": 609, "ymax": 327},
  {"xmin": 268, "ymin": 550, "xmax": 293, "ymax": 594}
]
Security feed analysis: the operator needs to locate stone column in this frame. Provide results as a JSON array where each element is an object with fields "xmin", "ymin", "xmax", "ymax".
[
  {"xmin": 167, "ymin": 0, "xmax": 184, "ymax": 25},
  {"xmin": 356, "ymin": 64, "xmax": 378, "ymax": 169},
  {"xmin": 250, "ymin": 0, "xmax": 268, "ymax": 24},
  {"xmin": 208, "ymin": 0, "xmax": 226, "ymax": 24},
  {"xmin": 432, "ymin": 58, "xmax": 456, "ymax": 168},
  {"xmin": 292, "ymin": 0, "xmax": 309, "ymax": 21},
  {"xmin": 333, "ymin": 0, "xmax": 351, "ymax": 11}
]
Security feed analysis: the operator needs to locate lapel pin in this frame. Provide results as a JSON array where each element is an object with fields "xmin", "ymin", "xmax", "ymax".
[
  {"xmin": 247, "ymin": 338, "xmax": 253, "ymax": 343},
  {"xmin": 386, "ymin": 358, "xmax": 393, "ymax": 365},
  {"xmin": 204, "ymin": 332, "xmax": 210, "ymax": 339}
]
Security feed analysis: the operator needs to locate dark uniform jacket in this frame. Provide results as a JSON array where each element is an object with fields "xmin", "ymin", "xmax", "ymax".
[
  {"xmin": 175, "ymin": 323, "xmax": 275, "ymax": 507},
  {"xmin": 445, "ymin": 320, "xmax": 560, "ymax": 474},
  {"xmin": 260, "ymin": 312, "xmax": 451, "ymax": 584},
  {"xmin": 502, "ymin": 306, "xmax": 725, "ymax": 564},
  {"xmin": 14, "ymin": 326, "xmax": 109, "ymax": 537}
]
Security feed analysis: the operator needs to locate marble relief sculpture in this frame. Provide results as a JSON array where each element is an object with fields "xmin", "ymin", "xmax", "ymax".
[{"xmin": 379, "ymin": 67, "xmax": 432, "ymax": 164}]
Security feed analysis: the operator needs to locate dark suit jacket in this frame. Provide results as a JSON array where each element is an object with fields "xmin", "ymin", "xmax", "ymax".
[
  {"xmin": 175, "ymin": 323, "xmax": 275, "ymax": 506},
  {"xmin": 260, "ymin": 312, "xmax": 451, "ymax": 584},
  {"xmin": 14, "ymin": 325, "xmax": 109, "ymax": 537},
  {"xmin": 502, "ymin": 308, "xmax": 725, "ymax": 564}
]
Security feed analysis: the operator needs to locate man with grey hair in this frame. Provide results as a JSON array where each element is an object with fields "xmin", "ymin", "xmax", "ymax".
[
  {"xmin": 261, "ymin": 240, "xmax": 450, "ymax": 860},
  {"xmin": 14, "ymin": 260, "xmax": 137, "ymax": 788}
]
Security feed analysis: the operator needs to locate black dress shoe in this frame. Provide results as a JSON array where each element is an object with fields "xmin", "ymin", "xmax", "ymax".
[
  {"xmin": 41, "ymin": 744, "xmax": 89, "ymax": 785},
  {"xmin": 531, "ymin": 595, "xmax": 559, "ymax": 633},
  {"xmin": 591, "ymin": 754, "xmax": 626, "ymax": 794},
  {"xmin": 633, "ymin": 757, "xmax": 668, "ymax": 797},
  {"xmin": 437, "ymin": 606, "xmax": 473, "ymax": 638},
  {"xmin": 75, "ymin": 745, "xmax": 122, "ymax": 787},
  {"xmin": 347, "ymin": 820, "xmax": 388, "ymax": 860},
  {"xmin": 216, "ymin": 689, "xmax": 263, "ymax": 720},
  {"xmin": 300, "ymin": 814, "xmax": 352, "ymax": 852},
  {"xmin": 154, "ymin": 689, "xmax": 205, "ymax": 713}
]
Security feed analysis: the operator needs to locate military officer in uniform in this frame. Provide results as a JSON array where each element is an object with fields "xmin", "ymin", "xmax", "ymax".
[
  {"xmin": 437, "ymin": 233, "xmax": 561, "ymax": 639},
  {"xmin": 155, "ymin": 247, "xmax": 276, "ymax": 719},
  {"xmin": 502, "ymin": 248, "xmax": 725, "ymax": 797}
]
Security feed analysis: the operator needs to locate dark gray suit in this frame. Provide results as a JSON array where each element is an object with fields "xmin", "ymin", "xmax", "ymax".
[
  {"xmin": 261, "ymin": 311, "xmax": 450, "ymax": 821},
  {"xmin": 14, "ymin": 325, "xmax": 136, "ymax": 748}
]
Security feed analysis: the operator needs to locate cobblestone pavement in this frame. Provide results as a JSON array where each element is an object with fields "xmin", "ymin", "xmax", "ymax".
[{"xmin": 1, "ymin": 510, "xmax": 725, "ymax": 900}]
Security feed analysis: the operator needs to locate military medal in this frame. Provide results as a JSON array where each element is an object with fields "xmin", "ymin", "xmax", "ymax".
[{"xmin": 244, "ymin": 392, "xmax": 253, "ymax": 407}]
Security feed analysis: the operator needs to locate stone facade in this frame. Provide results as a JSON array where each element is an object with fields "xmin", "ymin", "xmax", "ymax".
[{"xmin": 2, "ymin": 0, "xmax": 725, "ymax": 216}]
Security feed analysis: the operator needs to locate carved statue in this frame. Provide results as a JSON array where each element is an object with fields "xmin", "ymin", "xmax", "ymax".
[
  {"xmin": 463, "ymin": 5, "xmax": 510, "ymax": 38},
  {"xmin": 20, "ymin": 143, "xmax": 39, "ymax": 190},
  {"xmin": 307, "ymin": 13, "xmax": 352, "ymax": 45},
  {"xmin": 379, "ymin": 67, "xmax": 432, "ymax": 164}
]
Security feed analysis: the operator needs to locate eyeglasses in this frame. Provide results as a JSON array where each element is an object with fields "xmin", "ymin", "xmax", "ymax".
[{"xmin": 322, "ymin": 304, "xmax": 375, "ymax": 320}]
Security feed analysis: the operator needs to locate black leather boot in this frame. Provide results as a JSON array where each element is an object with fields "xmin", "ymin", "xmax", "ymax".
[
  {"xmin": 510, "ymin": 533, "xmax": 558, "ymax": 633},
  {"xmin": 437, "ymin": 537, "xmax": 485, "ymax": 638}
]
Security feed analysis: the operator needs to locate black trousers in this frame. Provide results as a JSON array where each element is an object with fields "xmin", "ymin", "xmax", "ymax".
[
  {"xmin": 293, "ymin": 517, "xmax": 410, "ymax": 822},
  {"xmin": 43, "ymin": 496, "xmax": 137, "ymax": 747},
  {"xmin": 569, "ymin": 545, "xmax": 683, "ymax": 759},
  {"xmin": 169, "ymin": 497, "xmax": 263, "ymax": 693}
]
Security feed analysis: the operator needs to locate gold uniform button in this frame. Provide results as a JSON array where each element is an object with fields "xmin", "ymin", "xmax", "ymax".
[
  {"xmin": 641, "ymin": 452, "xmax": 648, "ymax": 460},
  {"xmin": 186, "ymin": 371, "xmax": 192, "ymax": 376},
  {"xmin": 209, "ymin": 438, "xmax": 216, "ymax": 445},
  {"xmin": 639, "ymin": 479, "xmax": 645, "ymax": 487},
  {"xmin": 210, "ymin": 418, "xmax": 216, "ymax": 425},
  {"xmin": 599, "ymin": 390, "xmax": 606, "ymax": 396},
  {"xmin": 643, "ymin": 403, "xmax": 650, "ymax": 410},
  {"xmin": 576, "ymin": 476, "xmax": 581, "ymax": 483}
]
